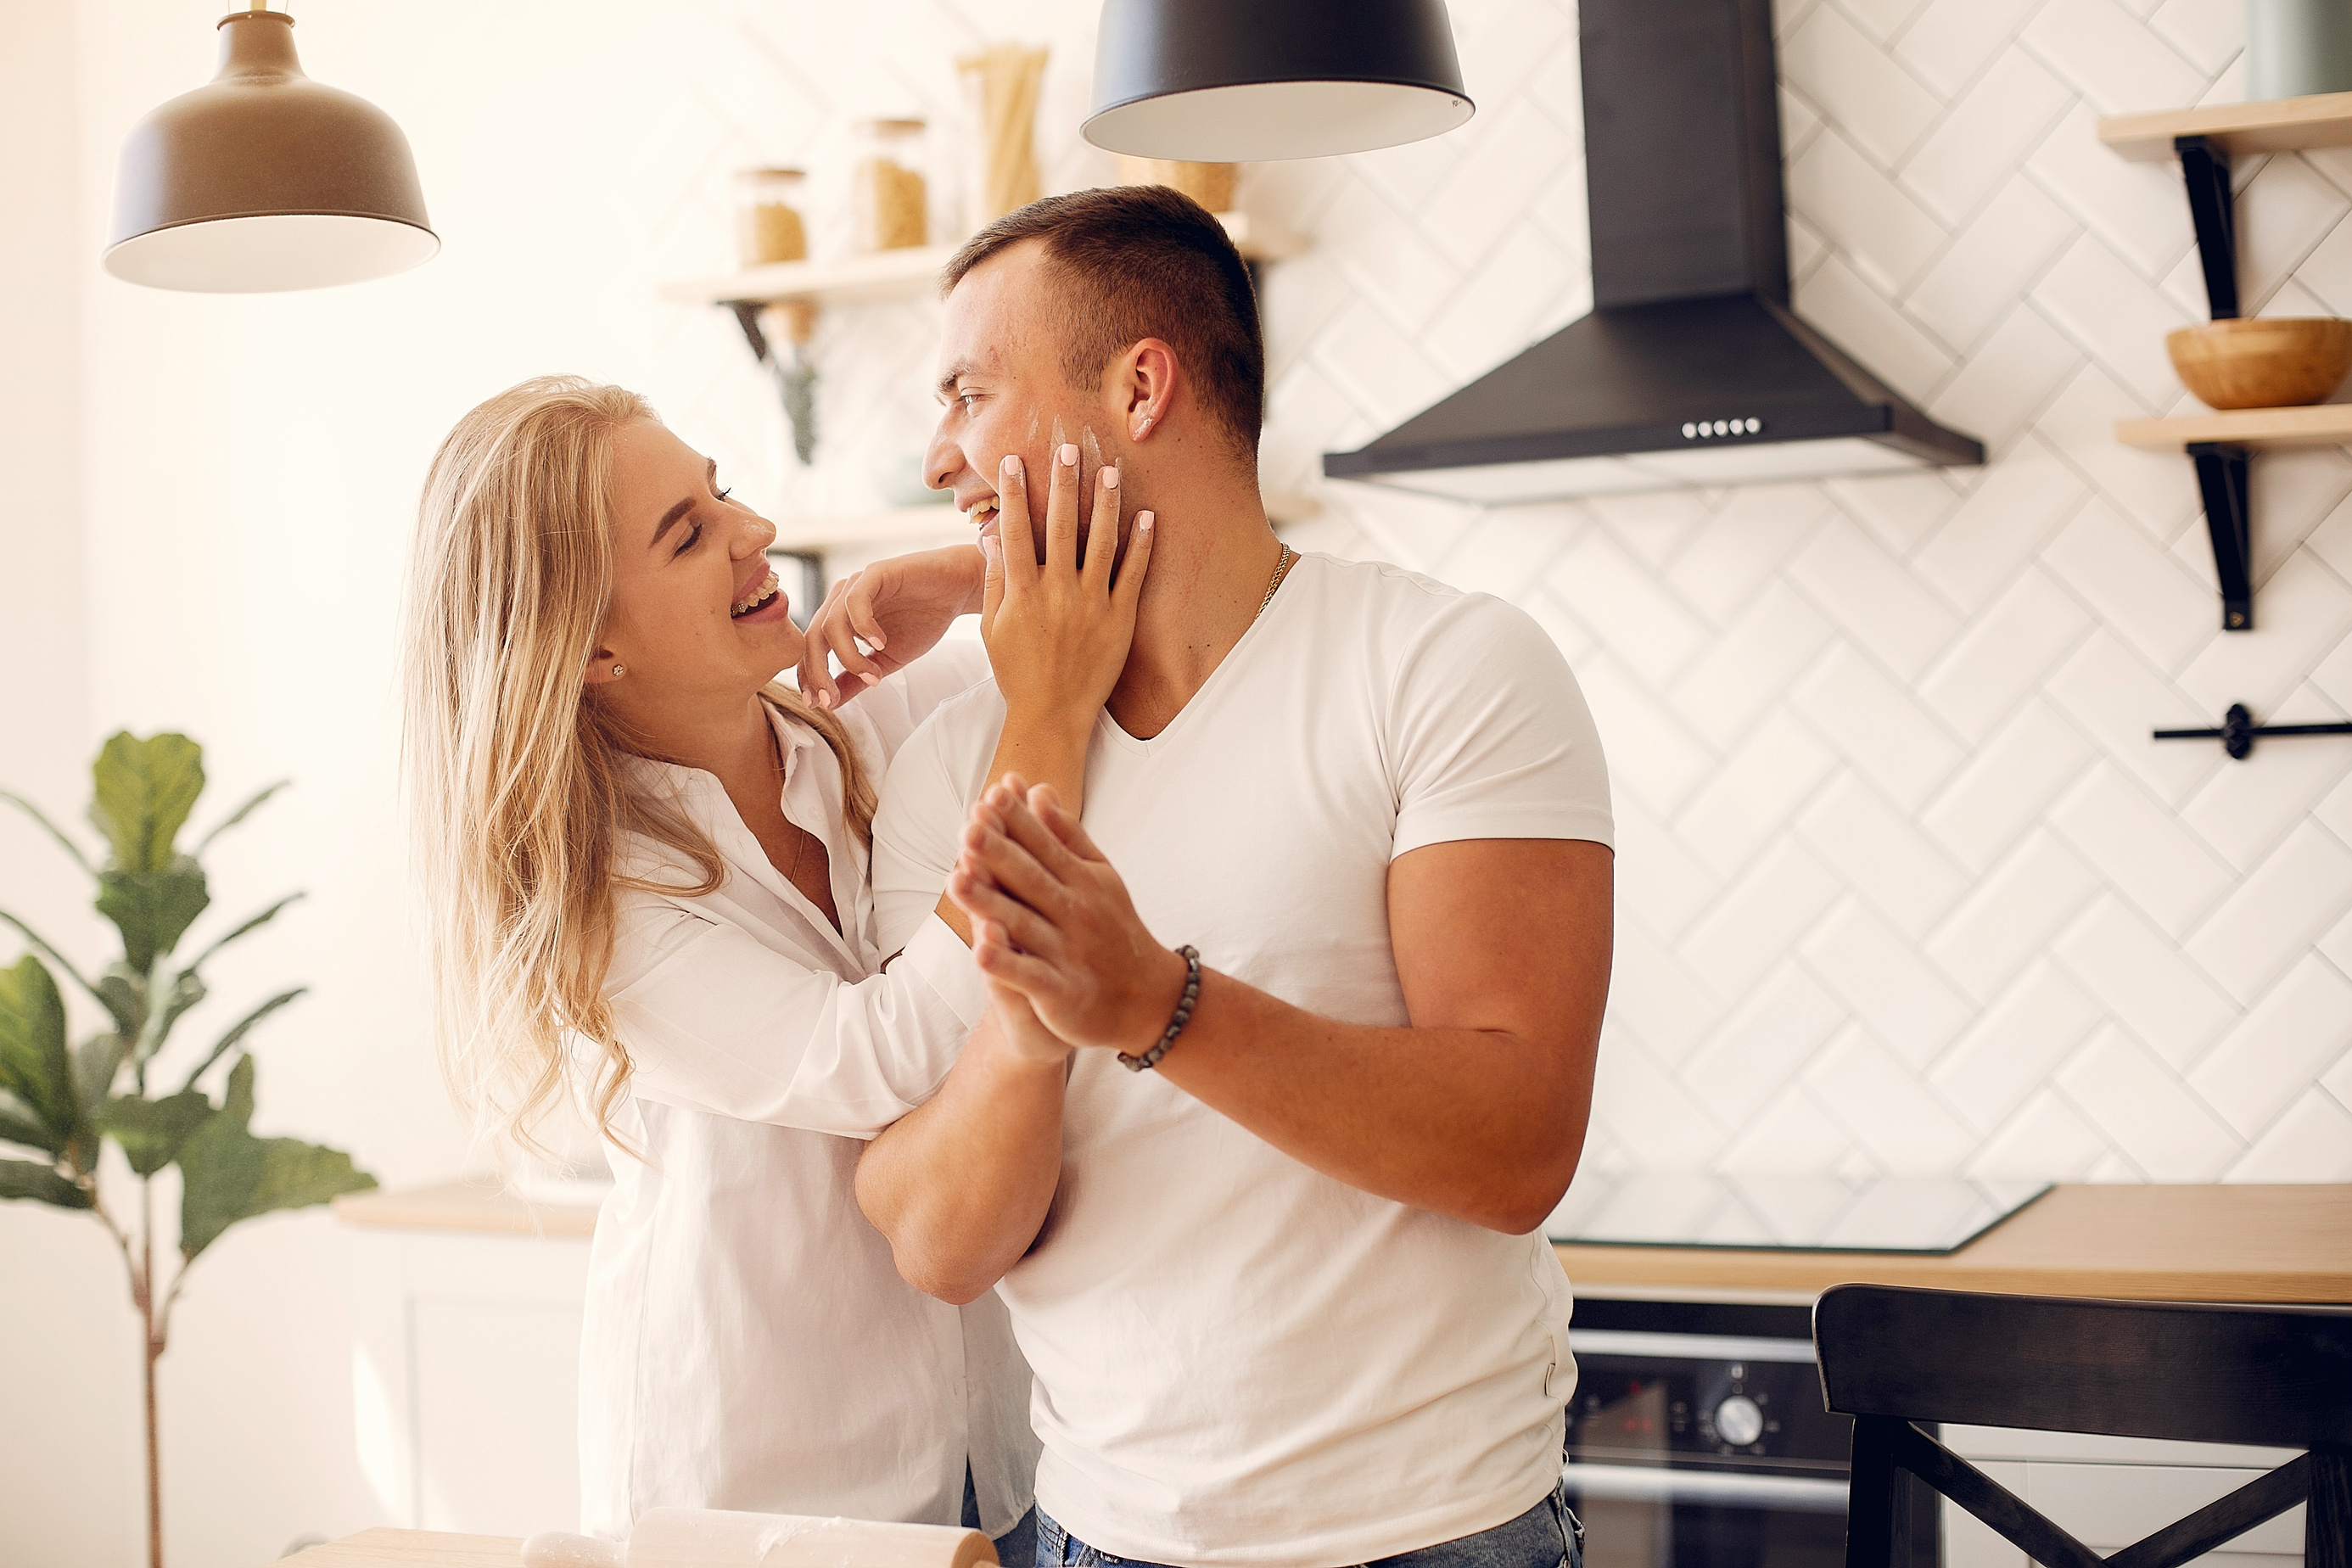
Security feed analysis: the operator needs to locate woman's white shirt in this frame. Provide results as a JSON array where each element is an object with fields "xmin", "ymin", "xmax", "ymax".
[{"xmin": 577, "ymin": 639, "xmax": 1037, "ymax": 1541}]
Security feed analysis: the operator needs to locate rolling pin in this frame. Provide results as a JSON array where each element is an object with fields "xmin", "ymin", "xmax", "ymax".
[{"xmin": 522, "ymin": 1509, "xmax": 1000, "ymax": 1568}]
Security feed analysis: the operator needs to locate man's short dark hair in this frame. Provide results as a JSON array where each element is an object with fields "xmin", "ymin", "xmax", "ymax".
[{"xmin": 943, "ymin": 185, "xmax": 1265, "ymax": 456}]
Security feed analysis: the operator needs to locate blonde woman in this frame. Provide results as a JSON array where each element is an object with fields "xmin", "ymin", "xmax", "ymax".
[{"xmin": 401, "ymin": 376, "xmax": 1149, "ymax": 1549}]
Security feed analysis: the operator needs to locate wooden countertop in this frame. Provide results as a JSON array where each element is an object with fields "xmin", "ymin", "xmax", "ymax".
[
  {"xmin": 1554, "ymin": 1183, "xmax": 2352, "ymax": 1302},
  {"xmin": 276, "ymin": 1531, "xmax": 521, "ymax": 1566}
]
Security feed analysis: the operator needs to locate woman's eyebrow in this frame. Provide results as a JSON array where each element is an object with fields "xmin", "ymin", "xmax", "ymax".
[{"xmin": 648, "ymin": 460, "xmax": 719, "ymax": 547}]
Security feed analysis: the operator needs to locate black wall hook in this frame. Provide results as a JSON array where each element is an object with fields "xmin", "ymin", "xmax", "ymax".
[{"xmin": 2153, "ymin": 703, "xmax": 2352, "ymax": 760}]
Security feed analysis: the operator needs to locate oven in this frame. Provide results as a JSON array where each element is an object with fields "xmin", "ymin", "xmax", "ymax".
[{"xmin": 1560, "ymin": 1299, "xmax": 1938, "ymax": 1568}]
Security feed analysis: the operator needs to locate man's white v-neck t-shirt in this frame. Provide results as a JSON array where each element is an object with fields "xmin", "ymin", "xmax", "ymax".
[{"xmin": 871, "ymin": 552, "xmax": 1614, "ymax": 1567}]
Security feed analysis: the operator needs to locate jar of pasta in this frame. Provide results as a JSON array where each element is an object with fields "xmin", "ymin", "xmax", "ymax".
[
  {"xmin": 735, "ymin": 167, "xmax": 809, "ymax": 267},
  {"xmin": 853, "ymin": 118, "xmax": 929, "ymax": 252}
]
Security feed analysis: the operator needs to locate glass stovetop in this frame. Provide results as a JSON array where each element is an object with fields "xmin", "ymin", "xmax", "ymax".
[{"xmin": 1543, "ymin": 1172, "xmax": 2053, "ymax": 1254}]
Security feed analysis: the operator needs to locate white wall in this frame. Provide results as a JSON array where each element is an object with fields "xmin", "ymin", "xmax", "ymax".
[{"xmin": 7, "ymin": 0, "xmax": 2352, "ymax": 1562}]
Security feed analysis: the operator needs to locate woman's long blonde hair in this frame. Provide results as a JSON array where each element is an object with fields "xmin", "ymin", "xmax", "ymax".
[{"xmin": 402, "ymin": 376, "xmax": 876, "ymax": 1155}]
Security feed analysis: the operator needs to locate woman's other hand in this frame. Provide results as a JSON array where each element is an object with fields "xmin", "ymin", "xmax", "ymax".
[
  {"xmin": 796, "ymin": 544, "xmax": 986, "ymax": 709},
  {"xmin": 945, "ymin": 776, "xmax": 1188, "ymax": 1055},
  {"xmin": 981, "ymin": 446, "xmax": 1152, "ymax": 728}
]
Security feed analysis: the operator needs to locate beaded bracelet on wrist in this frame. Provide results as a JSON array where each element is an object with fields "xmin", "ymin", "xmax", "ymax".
[{"xmin": 1118, "ymin": 945, "xmax": 1201, "ymax": 1072}]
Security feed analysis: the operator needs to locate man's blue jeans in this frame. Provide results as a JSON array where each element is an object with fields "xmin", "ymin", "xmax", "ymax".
[{"xmin": 1034, "ymin": 1476, "xmax": 1585, "ymax": 1568}]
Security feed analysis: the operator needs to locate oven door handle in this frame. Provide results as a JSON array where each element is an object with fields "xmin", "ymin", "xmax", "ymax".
[{"xmin": 1563, "ymin": 1463, "xmax": 1850, "ymax": 1513}]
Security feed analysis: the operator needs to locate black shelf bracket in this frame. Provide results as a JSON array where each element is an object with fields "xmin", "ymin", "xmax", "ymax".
[
  {"xmin": 2155, "ymin": 703, "xmax": 2352, "ymax": 760},
  {"xmin": 2176, "ymin": 134, "xmax": 2238, "ymax": 319},
  {"xmin": 2188, "ymin": 441, "xmax": 2254, "ymax": 630}
]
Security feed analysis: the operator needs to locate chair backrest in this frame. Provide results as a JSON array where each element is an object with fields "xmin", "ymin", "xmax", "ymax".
[{"xmin": 1812, "ymin": 1283, "xmax": 2352, "ymax": 1568}]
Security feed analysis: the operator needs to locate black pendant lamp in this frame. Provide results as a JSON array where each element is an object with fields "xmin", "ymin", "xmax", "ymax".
[
  {"xmin": 1085, "ymin": 0, "xmax": 1474, "ymax": 161},
  {"xmin": 104, "ymin": 5, "xmax": 436, "ymax": 293}
]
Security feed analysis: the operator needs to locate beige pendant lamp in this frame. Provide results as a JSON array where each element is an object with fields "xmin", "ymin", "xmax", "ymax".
[{"xmin": 104, "ymin": 4, "xmax": 436, "ymax": 293}]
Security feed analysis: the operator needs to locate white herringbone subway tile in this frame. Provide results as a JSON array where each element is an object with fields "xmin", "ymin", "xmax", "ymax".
[
  {"xmin": 1929, "ymin": 960, "xmax": 2108, "ymax": 1129},
  {"xmin": 1667, "ymin": 583, "xmax": 1839, "ymax": 750},
  {"xmin": 2146, "ymin": 0, "xmax": 2240, "ymax": 71},
  {"xmin": 2295, "ymin": 205, "xmax": 2352, "ymax": 315},
  {"xmin": 1716, "ymin": 1084, "xmax": 1863, "ymax": 1175},
  {"xmin": 2031, "ymin": 232, "xmax": 2196, "ymax": 407},
  {"xmin": 1790, "ymin": 127, "xmax": 1950, "ymax": 294},
  {"xmin": 1791, "ymin": 645, "xmax": 1967, "ymax": 808},
  {"xmin": 1921, "ymin": 697, "xmax": 2099, "ymax": 870},
  {"xmin": 1821, "ymin": 470, "xmax": 1963, "ymax": 557},
  {"xmin": 1795, "ymin": 771, "xmax": 1971, "ymax": 937},
  {"xmin": 1420, "ymin": 99, "xmax": 1579, "ymax": 272},
  {"xmin": 2290, "ymin": 479, "xmax": 2352, "ymax": 587},
  {"xmin": 1610, "ymin": 919, "xmax": 1735, "ymax": 1067},
  {"xmin": 2053, "ymin": 896, "xmax": 2239, "ymax": 1067},
  {"xmin": 2187, "ymin": 953, "xmax": 2352, "ymax": 1134},
  {"xmin": 1611, "ymin": 794, "xmax": 1726, "ymax": 940},
  {"xmin": 2026, "ymin": 104, "xmax": 2195, "ymax": 277},
  {"xmin": 2179, "ymin": 719, "xmax": 2352, "ymax": 873},
  {"xmin": 1450, "ymin": 0, "xmax": 1574, "ymax": 105},
  {"xmin": 2040, "ymin": 628, "xmax": 2219, "ymax": 804},
  {"xmin": 1433, "ymin": 508, "xmax": 1579, "ymax": 602},
  {"xmin": 2049, "ymin": 761, "xmax": 2236, "ymax": 933},
  {"xmin": 1677, "ymin": 839, "xmax": 1846, "ymax": 998},
  {"xmin": 1840, "ymin": 0, "xmax": 1936, "ymax": 46},
  {"xmin": 2327, "ymin": 1033, "xmax": 2352, "ymax": 1104},
  {"xmin": 1789, "ymin": 515, "xmax": 1962, "ymax": 676},
  {"xmin": 1918, "ymin": 566, "xmax": 2094, "ymax": 742},
  {"xmin": 1904, "ymin": 49, "xmax": 2074, "ymax": 228},
  {"xmin": 1927, "ymin": 304, "xmax": 2086, "ymax": 455},
  {"xmin": 1925, "ymin": 829, "xmax": 2105, "ymax": 1001},
  {"xmin": 2229, "ymin": 448, "xmax": 2352, "ymax": 584},
  {"xmin": 2228, "ymin": 1087, "xmax": 2352, "ymax": 1179},
  {"xmin": 2176, "ymin": 549, "xmax": 2352, "ymax": 715},
  {"xmin": 1895, "ymin": 0, "xmax": 2052, "ymax": 98},
  {"xmin": 1308, "ymin": 297, "xmax": 1457, "ymax": 432},
  {"xmin": 2236, "ymin": 155, "xmax": 2352, "ymax": 312},
  {"xmin": 1803, "ymin": 1027, "xmax": 1978, "ymax": 1173},
  {"xmin": 1907, "ymin": 177, "xmax": 2080, "ymax": 355},
  {"xmin": 1909, "ymin": 440, "xmax": 2092, "ymax": 611},
  {"xmin": 2021, "ymin": 0, "xmax": 2208, "ymax": 113},
  {"xmin": 2043, "ymin": 498, "xmax": 2217, "ymax": 671},
  {"xmin": 1665, "ymin": 485, "xmax": 1836, "ymax": 624},
  {"xmin": 2032, "ymin": 364, "xmax": 2203, "ymax": 533},
  {"xmin": 1965, "ymin": 1088, "xmax": 2117, "ymax": 1178},
  {"xmin": 1425, "ymin": 223, "xmax": 1581, "ymax": 384},
  {"xmin": 1587, "ymin": 1033, "xmax": 1733, "ymax": 1168},
  {"xmin": 1573, "ymin": 651, "xmax": 1720, "ymax": 821},
  {"xmin": 1674, "ymin": 711, "xmax": 1841, "ymax": 874},
  {"xmin": 2054, "ymin": 1026, "xmax": 2243, "ymax": 1179},
  {"xmin": 1793, "ymin": 254, "xmax": 1956, "ymax": 401},
  {"xmin": 1800, "ymin": 901, "xmax": 1975, "ymax": 1065},
  {"xmin": 1313, "ymin": 177, "xmax": 1464, "ymax": 338},
  {"xmin": 1680, "ymin": 961, "xmax": 1849, "ymax": 1125},
  {"xmin": 1588, "ymin": 490, "xmax": 1716, "ymax": 571},
  {"xmin": 1545, "ymin": 529, "xmax": 1713, "ymax": 681},
  {"xmin": 1784, "ymin": 4, "xmax": 1942, "ymax": 167}
]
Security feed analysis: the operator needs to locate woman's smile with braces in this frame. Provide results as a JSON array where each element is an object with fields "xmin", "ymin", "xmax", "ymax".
[{"xmin": 731, "ymin": 568, "xmax": 780, "ymax": 618}]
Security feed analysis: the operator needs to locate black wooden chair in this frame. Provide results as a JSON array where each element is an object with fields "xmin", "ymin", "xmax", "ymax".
[{"xmin": 1812, "ymin": 1282, "xmax": 2351, "ymax": 1568}]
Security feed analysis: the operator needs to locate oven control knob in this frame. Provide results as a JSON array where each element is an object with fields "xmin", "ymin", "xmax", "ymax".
[{"xmin": 1713, "ymin": 1394, "xmax": 1765, "ymax": 1447}]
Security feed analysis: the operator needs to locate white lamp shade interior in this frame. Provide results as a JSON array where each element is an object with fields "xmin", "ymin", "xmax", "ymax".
[
  {"xmin": 1084, "ymin": 80, "xmax": 1473, "ymax": 162},
  {"xmin": 103, "ymin": 213, "xmax": 440, "ymax": 294}
]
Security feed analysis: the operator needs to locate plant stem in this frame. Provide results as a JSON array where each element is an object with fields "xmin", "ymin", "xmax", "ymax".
[{"xmin": 140, "ymin": 1174, "xmax": 162, "ymax": 1568}]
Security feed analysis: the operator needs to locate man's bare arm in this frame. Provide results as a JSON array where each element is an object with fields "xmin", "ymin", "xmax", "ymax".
[
  {"xmin": 952, "ymin": 785, "xmax": 1613, "ymax": 1235},
  {"xmin": 854, "ymin": 1006, "xmax": 1067, "ymax": 1303}
]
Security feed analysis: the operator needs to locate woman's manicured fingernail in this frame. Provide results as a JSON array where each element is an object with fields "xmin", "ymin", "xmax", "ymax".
[
  {"xmin": 1003, "ymin": 454, "xmax": 1023, "ymax": 479},
  {"xmin": 1102, "ymin": 466, "xmax": 1120, "ymax": 490},
  {"xmin": 860, "ymin": 671, "xmax": 880, "ymax": 686},
  {"xmin": 1060, "ymin": 443, "xmax": 1078, "ymax": 467},
  {"xmin": 1138, "ymin": 510, "xmax": 1155, "ymax": 530}
]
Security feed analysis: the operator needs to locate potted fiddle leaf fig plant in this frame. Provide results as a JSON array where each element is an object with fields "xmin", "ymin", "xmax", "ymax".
[{"xmin": 0, "ymin": 731, "xmax": 376, "ymax": 1568}]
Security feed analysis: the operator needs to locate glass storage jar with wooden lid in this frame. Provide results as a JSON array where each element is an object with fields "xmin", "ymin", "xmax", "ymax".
[
  {"xmin": 853, "ymin": 118, "xmax": 928, "ymax": 252},
  {"xmin": 736, "ymin": 167, "xmax": 809, "ymax": 266}
]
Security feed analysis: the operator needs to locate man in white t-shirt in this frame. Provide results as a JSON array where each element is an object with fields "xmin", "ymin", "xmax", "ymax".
[{"xmin": 855, "ymin": 186, "xmax": 1615, "ymax": 1568}]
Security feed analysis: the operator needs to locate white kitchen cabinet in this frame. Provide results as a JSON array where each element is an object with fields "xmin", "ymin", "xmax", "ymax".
[
  {"xmin": 1941, "ymin": 1426, "xmax": 2305, "ymax": 1568},
  {"xmin": 328, "ymin": 1187, "xmax": 596, "ymax": 1537}
]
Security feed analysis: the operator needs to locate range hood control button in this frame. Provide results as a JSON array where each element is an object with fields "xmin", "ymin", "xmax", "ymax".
[
  {"xmin": 1712, "ymin": 1394, "xmax": 1765, "ymax": 1447},
  {"xmin": 1679, "ymin": 417, "xmax": 1764, "ymax": 440}
]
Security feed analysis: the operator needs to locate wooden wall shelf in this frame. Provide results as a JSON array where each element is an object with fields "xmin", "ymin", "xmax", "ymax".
[
  {"xmin": 664, "ymin": 211, "xmax": 1308, "ymax": 309},
  {"xmin": 2099, "ymin": 91, "xmax": 2352, "ymax": 162},
  {"xmin": 2116, "ymin": 403, "xmax": 2352, "ymax": 450}
]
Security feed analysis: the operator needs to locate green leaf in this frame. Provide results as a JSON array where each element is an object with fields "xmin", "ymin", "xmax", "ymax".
[
  {"xmin": 0, "ymin": 1156, "xmax": 90, "ymax": 1209},
  {"xmin": 0, "ymin": 789, "xmax": 93, "ymax": 874},
  {"xmin": 94, "ymin": 964, "xmax": 147, "ymax": 1040},
  {"xmin": 0, "ymin": 955, "xmax": 76, "ymax": 1143},
  {"xmin": 193, "ymin": 778, "xmax": 290, "ymax": 855},
  {"xmin": 94, "ymin": 860, "xmax": 210, "ymax": 975},
  {"xmin": 105, "ymin": 1089, "xmax": 214, "ymax": 1177},
  {"xmin": 70, "ymin": 1033, "xmax": 126, "ymax": 1169},
  {"xmin": 141, "ymin": 969, "xmax": 206, "ymax": 1066},
  {"xmin": 176, "ymin": 1055, "xmax": 375, "ymax": 1261},
  {"xmin": 89, "ymin": 731, "xmax": 205, "ymax": 874},
  {"xmin": 0, "ymin": 909, "xmax": 110, "ymax": 1016},
  {"xmin": 182, "ymin": 892, "xmax": 305, "ymax": 974},
  {"xmin": 176, "ymin": 987, "xmax": 305, "ymax": 1095},
  {"xmin": 0, "ymin": 1088, "xmax": 61, "ymax": 1156}
]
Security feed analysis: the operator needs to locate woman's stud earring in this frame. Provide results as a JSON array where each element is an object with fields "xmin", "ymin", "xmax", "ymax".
[{"xmin": 612, "ymin": 664, "xmax": 626, "ymax": 678}]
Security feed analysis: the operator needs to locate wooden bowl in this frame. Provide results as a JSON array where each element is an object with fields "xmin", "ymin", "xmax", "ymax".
[{"xmin": 2167, "ymin": 317, "xmax": 2352, "ymax": 409}]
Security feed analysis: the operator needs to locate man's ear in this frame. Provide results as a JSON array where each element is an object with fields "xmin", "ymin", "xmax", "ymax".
[{"xmin": 1114, "ymin": 339, "xmax": 1181, "ymax": 442}]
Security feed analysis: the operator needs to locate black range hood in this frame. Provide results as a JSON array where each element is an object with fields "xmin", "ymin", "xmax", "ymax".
[{"xmin": 1323, "ymin": 0, "xmax": 1984, "ymax": 502}]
